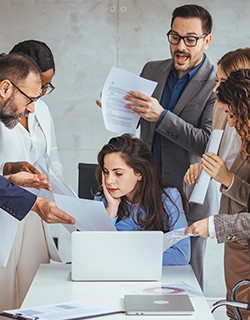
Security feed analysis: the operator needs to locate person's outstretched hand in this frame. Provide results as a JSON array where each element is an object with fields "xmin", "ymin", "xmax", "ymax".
[
  {"xmin": 32, "ymin": 197, "xmax": 75, "ymax": 224},
  {"xmin": 184, "ymin": 218, "xmax": 209, "ymax": 237},
  {"xmin": 8, "ymin": 172, "xmax": 52, "ymax": 190},
  {"xmin": 3, "ymin": 161, "xmax": 41, "ymax": 175}
]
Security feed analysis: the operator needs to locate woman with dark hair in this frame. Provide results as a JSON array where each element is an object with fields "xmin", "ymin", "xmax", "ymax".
[
  {"xmin": 186, "ymin": 69, "xmax": 250, "ymax": 319},
  {"xmin": 0, "ymin": 40, "xmax": 62, "ymax": 311},
  {"xmin": 10, "ymin": 39, "xmax": 55, "ymax": 95},
  {"xmin": 95, "ymin": 134, "xmax": 190, "ymax": 266}
]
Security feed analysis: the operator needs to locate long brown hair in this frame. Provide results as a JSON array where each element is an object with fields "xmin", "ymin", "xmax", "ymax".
[
  {"xmin": 217, "ymin": 69, "xmax": 250, "ymax": 161},
  {"xmin": 96, "ymin": 134, "xmax": 186, "ymax": 232},
  {"xmin": 218, "ymin": 48, "xmax": 250, "ymax": 76}
]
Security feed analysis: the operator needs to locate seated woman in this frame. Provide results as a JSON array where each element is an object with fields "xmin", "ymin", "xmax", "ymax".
[{"xmin": 95, "ymin": 134, "xmax": 190, "ymax": 266}]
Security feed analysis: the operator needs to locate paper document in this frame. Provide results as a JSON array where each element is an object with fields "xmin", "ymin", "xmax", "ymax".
[
  {"xmin": 102, "ymin": 66, "xmax": 157, "ymax": 134},
  {"xmin": 31, "ymin": 154, "xmax": 77, "ymax": 199},
  {"xmin": 122, "ymin": 281, "xmax": 203, "ymax": 297},
  {"xmin": 25, "ymin": 154, "xmax": 78, "ymax": 233},
  {"xmin": 189, "ymin": 129, "xmax": 224, "ymax": 205},
  {"xmin": 163, "ymin": 228, "xmax": 194, "ymax": 251},
  {"xmin": 3, "ymin": 301, "xmax": 123, "ymax": 320},
  {"xmin": 54, "ymin": 194, "xmax": 116, "ymax": 231}
]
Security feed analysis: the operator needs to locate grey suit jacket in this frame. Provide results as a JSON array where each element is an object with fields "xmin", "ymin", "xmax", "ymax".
[{"xmin": 140, "ymin": 56, "xmax": 216, "ymax": 190}]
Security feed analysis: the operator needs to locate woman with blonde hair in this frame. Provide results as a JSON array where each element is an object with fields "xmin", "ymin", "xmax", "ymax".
[
  {"xmin": 212, "ymin": 47, "xmax": 250, "ymax": 129},
  {"xmin": 185, "ymin": 48, "xmax": 250, "ymax": 184},
  {"xmin": 184, "ymin": 47, "xmax": 250, "ymax": 288},
  {"xmin": 186, "ymin": 69, "xmax": 250, "ymax": 319}
]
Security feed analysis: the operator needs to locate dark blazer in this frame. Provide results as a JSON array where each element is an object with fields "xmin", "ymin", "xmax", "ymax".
[
  {"xmin": 140, "ymin": 56, "xmax": 216, "ymax": 191},
  {"xmin": 215, "ymin": 192, "xmax": 250, "ymax": 243},
  {"xmin": 0, "ymin": 175, "xmax": 37, "ymax": 220}
]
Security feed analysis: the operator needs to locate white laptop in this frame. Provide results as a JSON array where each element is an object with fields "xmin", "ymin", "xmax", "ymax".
[
  {"xmin": 71, "ymin": 231, "xmax": 163, "ymax": 281},
  {"xmin": 124, "ymin": 294, "xmax": 194, "ymax": 316}
]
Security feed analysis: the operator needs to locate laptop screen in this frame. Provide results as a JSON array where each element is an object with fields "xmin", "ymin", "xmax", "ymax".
[{"xmin": 71, "ymin": 231, "xmax": 163, "ymax": 281}]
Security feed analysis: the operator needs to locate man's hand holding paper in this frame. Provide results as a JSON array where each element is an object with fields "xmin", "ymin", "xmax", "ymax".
[
  {"xmin": 125, "ymin": 90, "xmax": 164, "ymax": 122},
  {"xmin": 101, "ymin": 67, "xmax": 157, "ymax": 135}
]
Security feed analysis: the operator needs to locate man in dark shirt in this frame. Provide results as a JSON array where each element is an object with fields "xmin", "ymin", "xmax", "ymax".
[{"xmin": 125, "ymin": 4, "xmax": 216, "ymax": 288}]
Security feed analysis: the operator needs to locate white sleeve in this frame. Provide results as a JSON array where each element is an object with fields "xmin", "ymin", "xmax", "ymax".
[{"xmin": 208, "ymin": 215, "xmax": 216, "ymax": 239}]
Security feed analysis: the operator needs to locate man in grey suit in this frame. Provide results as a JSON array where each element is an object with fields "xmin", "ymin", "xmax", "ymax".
[{"xmin": 125, "ymin": 4, "xmax": 216, "ymax": 288}]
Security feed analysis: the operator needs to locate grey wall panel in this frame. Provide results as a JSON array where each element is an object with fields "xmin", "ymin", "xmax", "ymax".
[
  {"xmin": 1, "ymin": 0, "xmax": 249, "ymax": 190},
  {"xmin": 0, "ymin": 0, "xmax": 249, "ymax": 298}
]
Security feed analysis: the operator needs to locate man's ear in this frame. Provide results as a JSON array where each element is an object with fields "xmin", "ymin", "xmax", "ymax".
[
  {"xmin": 204, "ymin": 34, "xmax": 212, "ymax": 50},
  {"xmin": 0, "ymin": 80, "xmax": 12, "ymax": 98}
]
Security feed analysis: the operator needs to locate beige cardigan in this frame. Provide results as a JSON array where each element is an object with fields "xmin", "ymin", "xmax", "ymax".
[{"xmin": 219, "ymin": 152, "xmax": 250, "ymax": 319}]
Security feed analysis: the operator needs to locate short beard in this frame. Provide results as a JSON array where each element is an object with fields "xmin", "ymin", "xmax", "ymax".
[{"xmin": 0, "ymin": 96, "xmax": 21, "ymax": 129}]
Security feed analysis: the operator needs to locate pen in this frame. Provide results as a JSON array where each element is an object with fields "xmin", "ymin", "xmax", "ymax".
[
  {"xmin": 0, "ymin": 312, "xmax": 39, "ymax": 320},
  {"xmin": 13, "ymin": 313, "xmax": 39, "ymax": 320}
]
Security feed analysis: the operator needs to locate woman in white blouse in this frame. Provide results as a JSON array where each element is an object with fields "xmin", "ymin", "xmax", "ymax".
[{"xmin": 0, "ymin": 40, "xmax": 62, "ymax": 311}]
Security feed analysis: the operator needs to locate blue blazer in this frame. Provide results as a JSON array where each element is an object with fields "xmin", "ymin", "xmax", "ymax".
[{"xmin": 0, "ymin": 175, "xmax": 37, "ymax": 220}]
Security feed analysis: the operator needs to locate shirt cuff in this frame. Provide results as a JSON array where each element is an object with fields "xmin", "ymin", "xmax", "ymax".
[
  {"xmin": 0, "ymin": 162, "xmax": 6, "ymax": 175},
  {"xmin": 221, "ymin": 174, "xmax": 235, "ymax": 192},
  {"xmin": 156, "ymin": 109, "xmax": 167, "ymax": 127},
  {"xmin": 208, "ymin": 216, "xmax": 216, "ymax": 239}
]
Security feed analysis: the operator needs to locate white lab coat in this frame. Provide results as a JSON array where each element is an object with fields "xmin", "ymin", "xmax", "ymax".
[{"xmin": 0, "ymin": 99, "xmax": 62, "ymax": 310}]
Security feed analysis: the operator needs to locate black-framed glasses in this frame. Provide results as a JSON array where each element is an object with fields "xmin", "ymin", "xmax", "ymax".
[
  {"xmin": 10, "ymin": 81, "xmax": 40, "ymax": 106},
  {"xmin": 166, "ymin": 30, "xmax": 207, "ymax": 47},
  {"xmin": 41, "ymin": 82, "xmax": 55, "ymax": 95}
]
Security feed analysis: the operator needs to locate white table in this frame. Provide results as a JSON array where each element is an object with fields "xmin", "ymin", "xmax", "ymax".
[{"xmin": 22, "ymin": 264, "xmax": 214, "ymax": 319}]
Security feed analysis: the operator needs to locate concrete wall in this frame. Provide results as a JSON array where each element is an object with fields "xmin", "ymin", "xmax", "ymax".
[{"xmin": 1, "ymin": 0, "xmax": 249, "ymax": 303}]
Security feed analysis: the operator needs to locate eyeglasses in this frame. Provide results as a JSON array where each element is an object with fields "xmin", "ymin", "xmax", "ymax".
[
  {"xmin": 41, "ymin": 82, "xmax": 55, "ymax": 95},
  {"xmin": 10, "ymin": 81, "xmax": 41, "ymax": 106},
  {"xmin": 166, "ymin": 30, "xmax": 207, "ymax": 47}
]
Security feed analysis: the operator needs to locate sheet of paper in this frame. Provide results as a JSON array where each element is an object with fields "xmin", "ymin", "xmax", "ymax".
[
  {"xmin": 189, "ymin": 129, "xmax": 224, "ymax": 205},
  {"xmin": 163, "ymin": 228, "xmax": 194, "ymax": 251},
  {"xmin": 122, "ymin": 281, "xmax": 203, "ymax": 297},
  {"xmin": 35, "ymin": 154, "xmax": 77, "ymax": 198},
  {"xmin": 4, "ymin": 301, "xmax": 122, "ymax": 320},
  {"xmin": 53, "ymin": 194, "xmax": 116, "ymax": 231},
  {"xmin": 102, "ymin": 66, "xmax": 157, "ymax": 134},
  {"xmin": 26, "ymin": 154, "xmax": 78, "ymax": 233}
]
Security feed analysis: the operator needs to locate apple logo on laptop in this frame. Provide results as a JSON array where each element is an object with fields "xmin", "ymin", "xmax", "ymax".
[{"xmin": 153, "ymin": 300, "xmax": 170, "ymax": 304}]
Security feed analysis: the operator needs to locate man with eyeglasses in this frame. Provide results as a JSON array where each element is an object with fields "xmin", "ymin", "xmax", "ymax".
[
  {"xmin": 0, "ymin": 42, "xmax": 71, "ymax": 311},
  {"xmin": 1, "ymin": 40, "xmax": 58, "ymax": 177},
  {"xmin": 0, "ymin": 53, "xmax": 75, "ymax": 224},
  {"xmin": 125, "ymin": 4, "xmax": 216, "ymax": 288}
]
